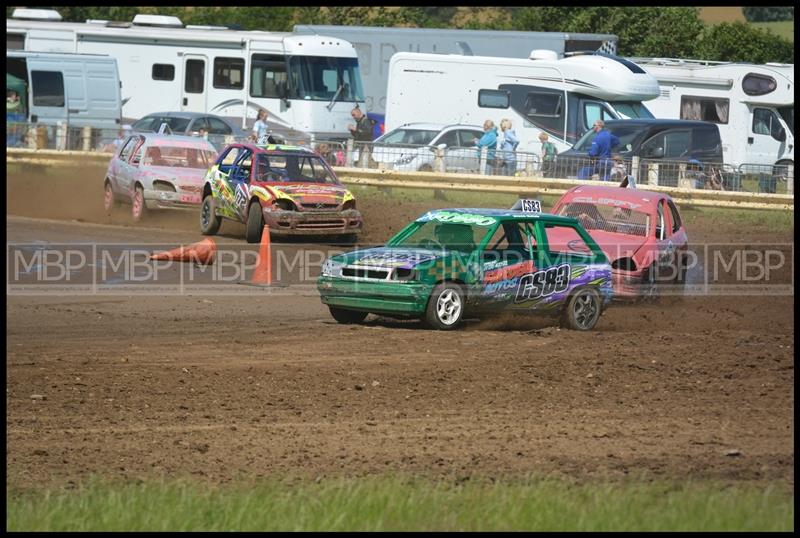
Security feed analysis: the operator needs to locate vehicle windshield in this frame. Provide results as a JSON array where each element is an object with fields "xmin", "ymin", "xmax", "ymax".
[
  {"xmin": 556, "ymin": 201, "xmax": 651, "ymax": 237},
  {"xmin": 253, "ymin": 153, "xmax": 338, "ymax": 184},
  {"xmin": 391, "ymin": 220, "xmax": 490, "ymax": 253},
  {"xmin": 612, "ymin": 101, "xmax": 655, "ymax": 119},
  {"xmin": 777, "ymin": 106, "xmax": 794, "ymax": 135},
  {"xmin": 133, "ymin": 116, "xmax": 191, "ymax": 133},
  {"xmin": 143, "ymin": 145, "xmax": 217, "ymax": 168},
  {"xmin": 573, "ymin": 123, "xmax": 645, "ymax": 152},
  {"xmin": 376, "ymin": 128, "xmax": 439, "ymax": 146},
  {"xmin": 287, "ymin": 56, "xmax": 364, "ymax": 102}
]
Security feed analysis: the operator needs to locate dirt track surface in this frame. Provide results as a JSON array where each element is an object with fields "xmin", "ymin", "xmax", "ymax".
[{"xmin": 6, "ymin": 165, "xmax": 795, "ymax": 490}]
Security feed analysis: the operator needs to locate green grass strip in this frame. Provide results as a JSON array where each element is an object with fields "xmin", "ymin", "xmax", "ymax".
[{"xmin": 7, "ymin": 475, "xmax": 794, "ymax": 531}]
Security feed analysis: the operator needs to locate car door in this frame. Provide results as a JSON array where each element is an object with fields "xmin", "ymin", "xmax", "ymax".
[
  {"xmin": 653, "ymin": 199, "xmax": 674, "ymax": 278},
  {"xmin": 476, "ymin": 220, "xmax": 540, "ymax": 310},
  {"xmin": 227, "ymin": 148, "xmax": 254, "ymax": 221},
  {"xmin": 531, "ymin": 220, "xmax": 611, "ymax": 309},
  {"xmin": 434, "ymin": 129, "xmax": 460, "ymax": 171},
  {"xmin": 458, "ymin": 129, "xmax": 484, "ymax": 172},
  {"xmin": 750, "ymin": 107, "xmax": 785, "ymax": 167},
  {"xmin": 117, "ymin": 136, "xmax": 144, "ymax": 195},
  {"xmin": 639, "ymin": 129, "xmax": 691, "ymax": 187},
  {"xmin": 666, "ymin": 199, "xmax": 687, "ymax": 280},
  {"xmin": 108, "ymin": 136, "xmax": 138, "ymax": 194}
]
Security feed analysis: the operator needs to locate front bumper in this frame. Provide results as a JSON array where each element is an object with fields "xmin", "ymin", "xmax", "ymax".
[
  {"xmin": 317, "ymin": 276, "xmax": 432, "ymax": 315},
  {"xmin": 143, "ymin": 189, "xmax": 202, "ymax": 210},
  {"xmin": 612, "ymin": 270, "xmax": 645, "ymax": 298},
  {"xmin": 263, "ymin": 209, "xmax": 363, "ymax": 236}
]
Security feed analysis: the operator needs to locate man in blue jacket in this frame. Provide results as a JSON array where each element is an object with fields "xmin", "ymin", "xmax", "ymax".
[{"xmin": 586, "ymin": 119, "xmax": 620, "ymax": 180}]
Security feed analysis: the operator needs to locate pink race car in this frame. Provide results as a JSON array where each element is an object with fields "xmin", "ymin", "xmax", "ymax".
[
  {"xmin": 103, "ymin": 133, "xmax": 219, "ymax": 221},
  {"xmin": 551, "ymin": 185, "xmax": 689, "ymax": 298}
]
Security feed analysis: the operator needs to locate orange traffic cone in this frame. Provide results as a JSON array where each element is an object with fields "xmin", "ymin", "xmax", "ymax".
[
  {"xmin": 150, "ymin": 238, "xmax": 216, "ymax": 265},
  {"xmin": 251, "ymin": 226, "xmax": 272, "ymax": 284}
]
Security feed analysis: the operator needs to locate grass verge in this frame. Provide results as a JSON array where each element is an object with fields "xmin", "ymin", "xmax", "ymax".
[{"xmin": 6, "ymin": 475, "xmax": 794, "ymax": 531}]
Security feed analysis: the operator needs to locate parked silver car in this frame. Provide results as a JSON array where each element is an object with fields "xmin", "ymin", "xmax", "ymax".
[
  {"xmin": 103, "ymin": 133, "xmax": 219, "ymax": 221},
  {"xmin": 131, "ymin": 111, "xmax": 247, "ymax": 149},
  {"xmin": 355, "ymin": 123, "xmax": 485, "ymax": 172}
]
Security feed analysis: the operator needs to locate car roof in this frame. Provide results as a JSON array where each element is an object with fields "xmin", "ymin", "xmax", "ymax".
[
  {"xmin": 561, "ymin": 185, "xmax": 670, "ymax": 207},
  {"xmin": 138, "ymin": 133, "xmax": 218, "ymax": 148},
  {"xmin": 394, "ymin": 122, "xmax": 484, "ymax": 131},
  {"xmin": 140, "ymin": 111, "xmax": 228, "ymax": 120},
  {"xmin": 224, "ymin": 142, "xmax": 317, "ymax": 155},
  {"xmin": 603, "ymin": 119, "xmax": 717, "ymax": 128},
  {"xmin": 420, "ymin": 207, "xmax": 577, "ymax": 224}
]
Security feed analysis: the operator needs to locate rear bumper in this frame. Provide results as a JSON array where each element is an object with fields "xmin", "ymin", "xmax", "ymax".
[
  {"xmin": 263, "ymin": 209, "xmax": 363, "ymax": 236},
  {"xmin": 317, "ymin": 276, "xmax": 431, "ymax": 315}
]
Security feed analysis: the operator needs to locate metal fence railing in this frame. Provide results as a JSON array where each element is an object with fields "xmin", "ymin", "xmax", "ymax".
[{"xmin": 7, "ymin": 120, "xmax": 793, "ymax": 196}]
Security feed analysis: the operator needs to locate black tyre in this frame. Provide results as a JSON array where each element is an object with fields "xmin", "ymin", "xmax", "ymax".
[
  {"xmin": 562, "ymin": 287, "xmax": 602, "ymax": 331},
  {"xmin": 418, "ymin": 164, "xmax": 433, "ymax": 172},
  {"xmin": 131, "ymin": 185, "xmax": 147, "ymax": 222},
  {"xmin": 103, "ymin": 180, "xmax": 118, "ymax": 212},
  {"xmin": 328, "ymin": 306, "xmax": 368, "ymax": 324},
  {"xmin": 245, "ymin": 201, "xmax": 265, "ymax": 244},
  {"xmin": 640, "ymin": 263, "xmax": 659, "ymax": 301},
  {"xmin": 424, "ymin": 282, "xmax": 465, "ymax": 330},
  {"xmin": 199, "ymin": 195, "xmax": 222, "ymax": 236}
]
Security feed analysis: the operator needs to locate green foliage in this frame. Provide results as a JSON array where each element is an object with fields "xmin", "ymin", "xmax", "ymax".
[
  {"xmin": 743, "ymin": 7, "xmax": 794, "ymax": 23},
  {"xmin": 7, "ymin": 476, "xmax": 794, "ymax": 531},
  {"xmin": 696, "ymin": 22, "xmax": 795, "ymax": 63}
]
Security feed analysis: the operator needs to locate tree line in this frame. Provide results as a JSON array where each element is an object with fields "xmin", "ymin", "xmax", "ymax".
[{"xmin": 8, "ymin": 6, "xmax": 794, "ymax": 64}]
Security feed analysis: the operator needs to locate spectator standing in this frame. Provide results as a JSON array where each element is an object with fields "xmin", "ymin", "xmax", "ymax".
[
  {"xmin": 252, "ymin": 109, "xmax": 269, "ymax": 141},
  {"xmin": 587, "ymin": 119, "xmax": 620, "ymax": 180},
  {"xmin": 473, "ymin": 119, "xmax": 498, "ymax": 174},
  {"xmin": 348, "ymin": 105, "xmax": 375, "ymax": 167},
  {"xmin": 539, "ymin": 132, "xmax": 557, "ymax": 177},
  {"xmin": 498, "ymin": 119, "xmax": 519, "ymax": 176}
]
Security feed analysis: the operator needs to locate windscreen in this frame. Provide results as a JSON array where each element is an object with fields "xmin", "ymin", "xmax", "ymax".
[
  {"xmin": 135, "ymin": 116, "xmax": 191, "ymax": 133},
  {"xmin": 287, "ymin": 56, "xmax": 364, "ymax": 102},
  {"xmin": 254, "ymin": 153, "xmax": 338, "ymax": 184},
  {"xmin": 376, "ymin": 128, "xmax": 439, "ymax": 146},
  {"xmin": 573, "ymin": 123, "xmax": 644, "ymax": 152},
  {"xmin": 613, "ymin": 101, "xmax": 654, "ymax": 119},
  {"xmin": 391, "ymin": 221, "xmax": 490, "ymax": 253},
  {"xmin": 556, "ymin": 201, "xmax": 650, "ymax": 237}
]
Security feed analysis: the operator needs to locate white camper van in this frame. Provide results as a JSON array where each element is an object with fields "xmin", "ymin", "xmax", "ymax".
[
  {"xmin": 632, "ymin": 58, "xmax": 794, "ymax": 169},
  {"xmin": 294, "ymin": 24, "xmax": 618, "ymax": 114},
  {"xmin": 6, "ymin": 50, "xmax": 121, "ymax": 128},
  {"xmin": 384, "ymin": 51, "xmax": 660, "ymax": 155},
  {"xmin": 7, "ymin": 8, "xmax": 366, "ymax": 140}
]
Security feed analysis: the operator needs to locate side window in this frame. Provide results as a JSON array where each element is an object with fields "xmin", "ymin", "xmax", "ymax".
[
  {"xmin": 655, "ymin": 203, "xmax": 666, "ymax": 240},
  {"xmin": 483, "ymin": 222, "xmax": 533, "ymax": 266},
  {"xmin": 250, "ymin": 54, "xmax": 288, "ymax": 98},
  {"xmin": 753, "ymin": 108, "xmax": 781, "ymax": 140},
  {"xmin": 461, "ymin": 130, "xmax": 484, "ymax": 147},
  {"xmin": 207, "ymin": 117, "xmax": 232, "ymax": 135},
  {"xmin": 31, "ymin": 70, "xmax": 65, "ymax": 107},
  {"xmin": 118, "ymin": 137, "xmax": 138, "ymax": 161},
  {"xmin": 213, "ymin": 57, "xmax": 245, "ymax": 90},
  {"xmin": 220, "ymin": 147, "xmax": 240, "ymax": 166},
  {"xmin": 478, "ymin": 89, "xmax": 510, "ymax": 109},
  {"xmin": 298, "ymin": 157, "xmax": 315, "ymax": 180},
  {"xmin": 185, "ymin": 59, "xmax": 205, "ymax": 94},
  {"xmin": 663, "ymin": 130, "xmax": 691, "ymax": 159},
  {"xmin": 152, "ymin": 64, "xmax": 175, "ymax": 81},
  {"xmin": 525, "ymin": 92, "xmax": 562, "ymax": 118},
  {"xmin": 667, "ymin": 200, "xmax": 682, "ymax": 234},
  {"xmin": 640, "ymin": 132, "xmax": 665, "ymax": 158},
  {"xmin": 191, "ymin": 117, "xmax": 210, "ymax": 134},
  {"xmin": 583, "ymin": 102, "xmax": 614, "ymax": 131},
  {"xmin": 544, "ymin": 223, "xmax": 593, "ymax": 262},
  {"xmin": 437, "ymin": 130, "xmax": 459, "ymax": 147},
  {"xmin": 130, "ymin": 142, "xmax": 145, "ymax": 166},
  {"xmin": 680, "ymin": 96, "xmax": 730, "ymax": 124}
]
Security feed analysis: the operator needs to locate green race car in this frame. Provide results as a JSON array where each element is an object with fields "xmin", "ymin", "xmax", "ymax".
[{"xmin": 317, "ymin": 205, "xmax": 614, "ymax": 330}]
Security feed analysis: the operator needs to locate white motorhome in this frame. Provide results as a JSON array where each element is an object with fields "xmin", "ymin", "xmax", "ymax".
[
  {"xmin": 384, "ymin": 51, "xmax": 660, "ymax": 155},
  {"xmin": 294, "ymin": 24, "xmax": 618, "ymax": 114},
  {"xmin": 7, "ymin": 8, "xmax": 366, "ymax": 140},
  {"xmin": 631, "ymin": 58, "xmax": 794, "ymax": 169}
]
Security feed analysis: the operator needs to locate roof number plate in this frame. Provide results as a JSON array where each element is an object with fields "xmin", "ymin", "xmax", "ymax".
[{"xmin": 519, "ymin": 199, "xmax": 541, "ymax": 213}]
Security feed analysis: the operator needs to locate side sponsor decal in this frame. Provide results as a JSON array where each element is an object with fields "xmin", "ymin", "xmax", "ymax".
[{"xmin": 515, "ymin": 264, "xmax": 571, "ymax": 302}]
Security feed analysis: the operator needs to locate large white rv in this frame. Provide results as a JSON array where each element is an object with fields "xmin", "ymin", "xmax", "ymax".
[
  {"xmin": 293, "ymin": 24, "xmax": 618, "ymax": 114},
  {"xmin": 7, "ymin": 9, "xmax": 366, "ymax": 140},
  {"xmin": 631, "ymin": 58, "xmax": 794, "ymax": 169},
  {"xmin": 384, "ymin": 51, "xmax": 660, "ymax": 154}
]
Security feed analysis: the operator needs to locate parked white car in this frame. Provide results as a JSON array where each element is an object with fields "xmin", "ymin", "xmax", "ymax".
[{"xmin": 354, "ymin": 123, "xmax": 485, "ymax": 172}]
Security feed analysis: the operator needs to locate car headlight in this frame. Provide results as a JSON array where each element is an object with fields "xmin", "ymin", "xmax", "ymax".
[
  {"xmin": 394, "ymin": 155, "xmax": 416, "ymax": 166},
  {"xmin": 321, "ymin": 259, "xmax": 344, "ymax": 277}
]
